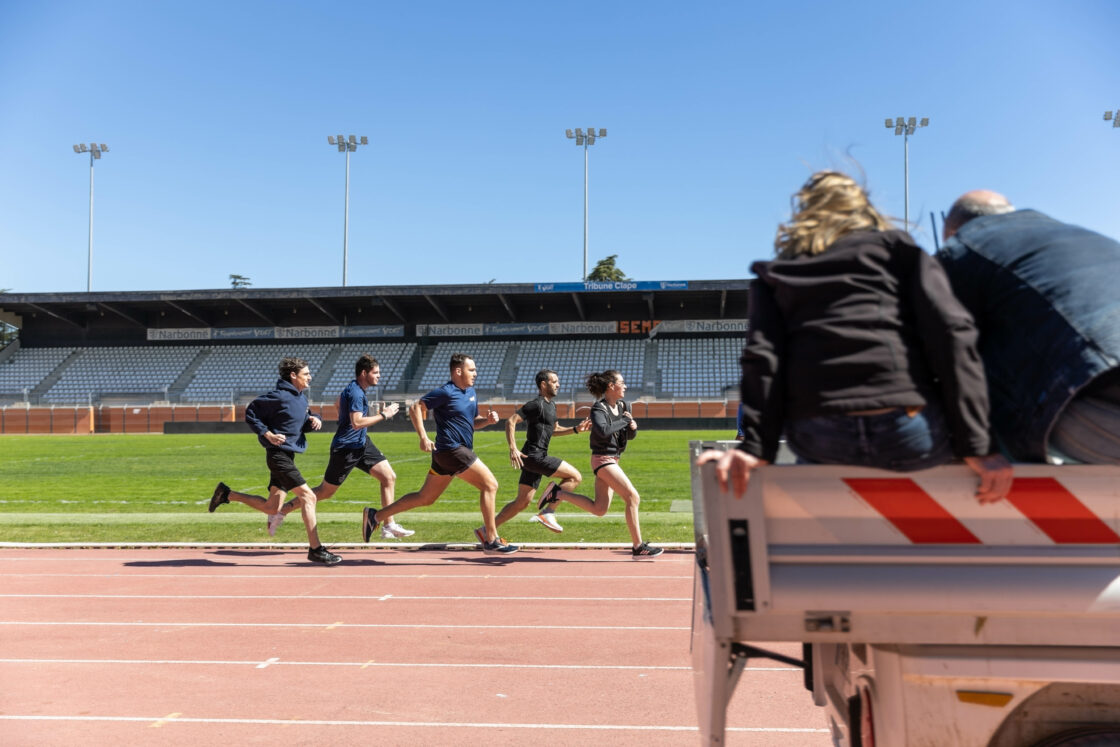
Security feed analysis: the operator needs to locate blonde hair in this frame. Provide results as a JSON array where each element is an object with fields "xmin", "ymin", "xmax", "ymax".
[{"xmin": 774, "ymin": 171, "xmax": 894, "ymax": 259}]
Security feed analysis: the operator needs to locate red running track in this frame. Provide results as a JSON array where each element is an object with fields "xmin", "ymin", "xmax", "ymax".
[{"xmin": 0, "ymin": 546, "xmax": 831, "ymax": 746}]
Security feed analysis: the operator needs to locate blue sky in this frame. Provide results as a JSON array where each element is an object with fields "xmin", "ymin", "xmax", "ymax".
[{"xmin": 1, "ymin": 0, "xmax": 1118, "ymax": 294}]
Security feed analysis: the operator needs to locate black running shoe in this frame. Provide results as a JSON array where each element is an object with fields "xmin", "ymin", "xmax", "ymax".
[
  {"xmin": 308, "ymin": 546, "xmax": 342, "ymax": 565},
  {"xmin": 537, "ymin": 481, "xmax": 560, "ymax": 512},
  {"xmin": 631, "ymin": 542, "xmax": 664, "ymax": 559},
  {"xmin": 208, "ymin": 482, "xmax": 230, "ymax": 513},
  {"xmin": 482, "ymin": 536, "xmax": 520, "ymax": 555},
  {"xmin": 362, "ymin": 506, "xmax": 380, "ymax": 543}
]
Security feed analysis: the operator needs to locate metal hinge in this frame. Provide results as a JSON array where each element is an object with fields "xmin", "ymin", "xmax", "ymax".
[{"xmin": 804, "ymin": 612, "xmax": 851, "ymax": 633}]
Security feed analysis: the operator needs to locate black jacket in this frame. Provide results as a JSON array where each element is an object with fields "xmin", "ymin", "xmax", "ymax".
[
  {"xmin": 739, "ymin": 229, "xmax": 992, "ymax": 463},
  {"xmin": 589, "ymin": 399, "xmax": 636, "ymax": 457}
]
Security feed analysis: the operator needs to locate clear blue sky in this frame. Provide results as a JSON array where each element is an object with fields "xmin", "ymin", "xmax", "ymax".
[{"xmin": 1, "ymin": 0, "xmax": 1117, "ymax": 294}]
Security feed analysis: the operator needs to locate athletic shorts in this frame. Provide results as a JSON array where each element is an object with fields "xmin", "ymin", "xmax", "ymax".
[
  {"xmin": 323, "ymin": 440, "xmax": 387, "ymax": 486},
  {"xmin": 591, "ymin": 454, "xmax": 619, "ymax": 475},
  {"xmin": 265, "ymin": 447, "xmax": 307, "ymax": 492},
  {"xmin": 430, "ymin": 445, "xmax": 478, "ymax": 476},
  {"xmin": 518, "ymin": 454, "xmax": 563, "ymax": 488}
]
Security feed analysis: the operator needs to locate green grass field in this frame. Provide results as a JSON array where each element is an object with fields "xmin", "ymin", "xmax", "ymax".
[{"xmin": 0, "ymin": 430, "xmax": 726, "ymax": 544}]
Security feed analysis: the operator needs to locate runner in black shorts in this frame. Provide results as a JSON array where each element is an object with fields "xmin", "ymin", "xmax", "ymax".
[
  {"xmin": 361, "ymin": 353, "xmax": 517, "ymax": 554},
  {"xmin": 271, "ymin": 355, "xmax": 413, "ymax": 540},
  {"xmin": 489, "ymin": 369, "xmax": 591, "ymax": 535},
  {"xmin": 206, "ymin": 357, "xmax": 340, "ymax": 566}
]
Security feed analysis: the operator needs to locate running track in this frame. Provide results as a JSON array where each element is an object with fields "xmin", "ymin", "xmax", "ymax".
[{"xmin": 0, "ymin": 546, "xmax": 831, "ymax": 745}]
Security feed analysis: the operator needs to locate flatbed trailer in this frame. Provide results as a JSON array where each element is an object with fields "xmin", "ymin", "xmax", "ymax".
[{"xmin": 689, "ymin": 441, "xmax": 1120, "ymax": 746}]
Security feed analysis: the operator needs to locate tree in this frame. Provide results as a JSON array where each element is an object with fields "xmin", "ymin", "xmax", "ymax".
[
  {"xmin": 229, "ymin": 274, "xmax": 251, "ymax": 289},
  {"xmin": 586, "ymin": 255, "xmax": 629, "ymax": 282}
]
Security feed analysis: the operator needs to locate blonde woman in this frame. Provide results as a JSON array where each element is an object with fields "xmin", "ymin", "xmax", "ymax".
[{"xmin": 702, "ymin": 171, "xmax": 1011, "ymax": 502}]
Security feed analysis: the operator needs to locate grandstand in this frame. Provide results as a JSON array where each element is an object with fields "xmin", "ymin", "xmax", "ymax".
[
  {"xmin": 511, "ymin": 338, "xmax": 647, "ymax": 398},
  {"xmin": 0, "ymin": 280, "xmax": 748, "ymax": 430}
]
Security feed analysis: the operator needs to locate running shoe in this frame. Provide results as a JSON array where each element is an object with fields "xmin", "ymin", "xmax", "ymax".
[
  {"xmin": 362, "ymin": 507, "xmax": 380, "ymax": 543},
  {"xmin": 381, "ymin": 520, "xmax": 415, "ymax": 539},
  {"xmin": 267, "ymin": 513, "xmax": 285, "ymax": 537},
  {"xmin": 482, "ymin": 536, "xmax": 520, "ymax": 555},
  {"xmin": 307, "ymin": 546, "xmax": 342, "ymax": 566},
  {"xmin": 537, "ymin": 482, "xmax": 561, "ymax": 512},
  {"xmin": 473, "ymin": 526, "xmax": 487, "ymax": 546},
  {"xmin": 631, "ymin": 542, "xmax": 664, "ymax": 559},
  {"xmin": 208, "ymin": 482, "xmax": 230, "ymax": 512},
  {"xmin": 530, "ymin": 512, "xmax": 563, "ymax": 533}
]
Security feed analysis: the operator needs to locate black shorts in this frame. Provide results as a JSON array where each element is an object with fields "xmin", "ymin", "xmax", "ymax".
[
  {"xmin": 323, "ymin": 440, "xmax": 387, "ymax": 486},
  {"xmin": 430, "ymin": 446, "xmax": 478, "ymax": 476},
  {"xmin": 518, "ymin": 453, "xmax": 563, "ymax": 489},
  {"xmin": 265, "ymin": 447, "xmax": 307, "ymax": 492}
]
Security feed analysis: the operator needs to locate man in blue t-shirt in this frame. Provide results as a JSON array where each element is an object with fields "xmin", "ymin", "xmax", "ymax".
[
  {"xmin": 362, "ymin": 353, "xmax": 517, "ymax": 555},
  {"xmin": 269, "ymin": 354, "xmax": 414, "ymax": 540}
]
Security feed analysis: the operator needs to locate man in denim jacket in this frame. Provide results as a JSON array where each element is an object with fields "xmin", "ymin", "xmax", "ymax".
[{"xmin": 938, "ymin": 191, "xmax": 1120, "ymax": 463}]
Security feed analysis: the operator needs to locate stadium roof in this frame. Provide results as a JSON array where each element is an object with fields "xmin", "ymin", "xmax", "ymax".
[{"xmin": 0, "ymin": 279, "xmax": 748, "ymax": 334}]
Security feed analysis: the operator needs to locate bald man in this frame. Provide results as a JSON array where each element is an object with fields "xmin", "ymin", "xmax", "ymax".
[{"xmin": 937, "ymin": 192, "xmax": 1120, "ymax": 464}]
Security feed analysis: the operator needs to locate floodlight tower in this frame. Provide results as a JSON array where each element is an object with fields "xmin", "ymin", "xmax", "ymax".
[
  {"xmin": 71, "ymin": 142, "xmax": 109, "ymax": 292},
  {"xmin": 883, "ymin": 116, "xmax": 929, "ymax": 227},
  {"xmin": 327, "ymin": 134, "xmax": 368, "ymax": 286},
  {"xmin": 1105, "ymin": 110, "xmax": 1120, "ymax": 129},
  {"xmin": 565, "ymin": 127, "xmax": 607, "ymax": 280}
]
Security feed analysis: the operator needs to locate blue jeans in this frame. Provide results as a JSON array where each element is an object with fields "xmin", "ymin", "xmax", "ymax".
[
  {"xmin": 1049, "ymin": 372, "xmax": 1120, "ymax": 464},
  {"xmin": 785, "ymin": 403, "xmax": 953, "ymax": 472}
]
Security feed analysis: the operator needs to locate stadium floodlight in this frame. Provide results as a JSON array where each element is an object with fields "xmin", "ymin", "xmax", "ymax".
[
  {"xmin": 326, "ymin": 132, "xmax": 368, "ymax": 286},
  {"xmin": 883, "ymin": 115, "xmax": 929, "ymax": 227},
  {"xmin": 884, "ymin": 118, "xmax": 893, "ymax": 129},
  {"xmin": 565, "ymin": 125, "xmax": 608, "ymax": 280},
  {"xmin": 1106, "ymin": 110, "xmax": 1120, "ymax": 128},
  {"xmin": 72, "ymin": 141, "xmax": 110, "ymax": 292}
]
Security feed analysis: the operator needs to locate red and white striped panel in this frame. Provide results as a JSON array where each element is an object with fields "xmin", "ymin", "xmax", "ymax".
[{"xmin": 758, "ymin": 466, "xmax": 1120, "ymax": 546}]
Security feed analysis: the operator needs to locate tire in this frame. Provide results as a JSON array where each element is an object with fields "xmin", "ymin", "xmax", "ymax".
[{"xmin": 1031, "ymin": 727, "xmax": 1120, "ymax": 747}]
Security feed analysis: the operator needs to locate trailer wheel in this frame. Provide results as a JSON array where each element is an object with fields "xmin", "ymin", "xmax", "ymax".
[{"xmin": 1031, "ymin": 727, "xmax": 1120, "ymax": 746}]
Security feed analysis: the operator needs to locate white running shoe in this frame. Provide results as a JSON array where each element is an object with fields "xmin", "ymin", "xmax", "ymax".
[
  {"xmin": 381, "ymin": 520, "xmax": 415, "ymax": 539},
  {"xmin": 530, "ymin": 511, "xmax": 563, "ymax": 533},
  {"xmin": 267, "ymin": 513, "xmax": 285, "ymax": 537}
]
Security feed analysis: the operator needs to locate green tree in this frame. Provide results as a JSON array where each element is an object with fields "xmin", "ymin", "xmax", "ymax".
[
  {"xmin": 229, "ymin": 274, "xmax": 251, "ymax": 289},
  {"xmin": 586, "ymin": 255, "xmax": 629, "ymax": 281}
]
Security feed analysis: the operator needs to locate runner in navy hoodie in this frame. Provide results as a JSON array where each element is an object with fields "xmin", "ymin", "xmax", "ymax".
[{"xmin": 207, "ymin": 356, "xmax": 340, "ymax": 566}]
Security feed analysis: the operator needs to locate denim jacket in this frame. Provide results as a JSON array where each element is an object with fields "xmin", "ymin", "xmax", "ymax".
[{"xmin": 937, "ymin": 210, "xmax": 1120, "ymax": 461}]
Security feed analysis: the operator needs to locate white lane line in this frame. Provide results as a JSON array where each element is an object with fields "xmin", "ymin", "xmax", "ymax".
[
  {"xmin": 0, "ymin": 572, "xmax": 693, "ymax": 580},
  {"xmin": 0, "ymin": 715, "xmax": 829, "ymax": 733},
  {"xmin": 0, "ymin": 593, "xmax": 690, "ymax": 602},
  {"xmin": 0, "ymin": 553, "xmax": 693, "ymax": 563},
  {"xmin": 0, "ymin": 658, "xmax": 779, "ymax": 676},
  {"xmin": 0, "ymin": 621, "xmax": 689, "ymax": 631}
]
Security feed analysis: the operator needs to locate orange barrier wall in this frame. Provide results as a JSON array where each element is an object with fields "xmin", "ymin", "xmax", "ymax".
[
  {"xmin": 673, "ymin": 402, "xmax": 701, "ymax": 418},
  {"xmin": 0, "ymin": 401, "xmax": 737, "ymax": 434},
  {"xmin": 0, "ymin": 407, "xmax": 95, "ymax": 434},
  {"xmin": 699, "ymin": 401, "xmax": 726, "ymax": 418}
]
